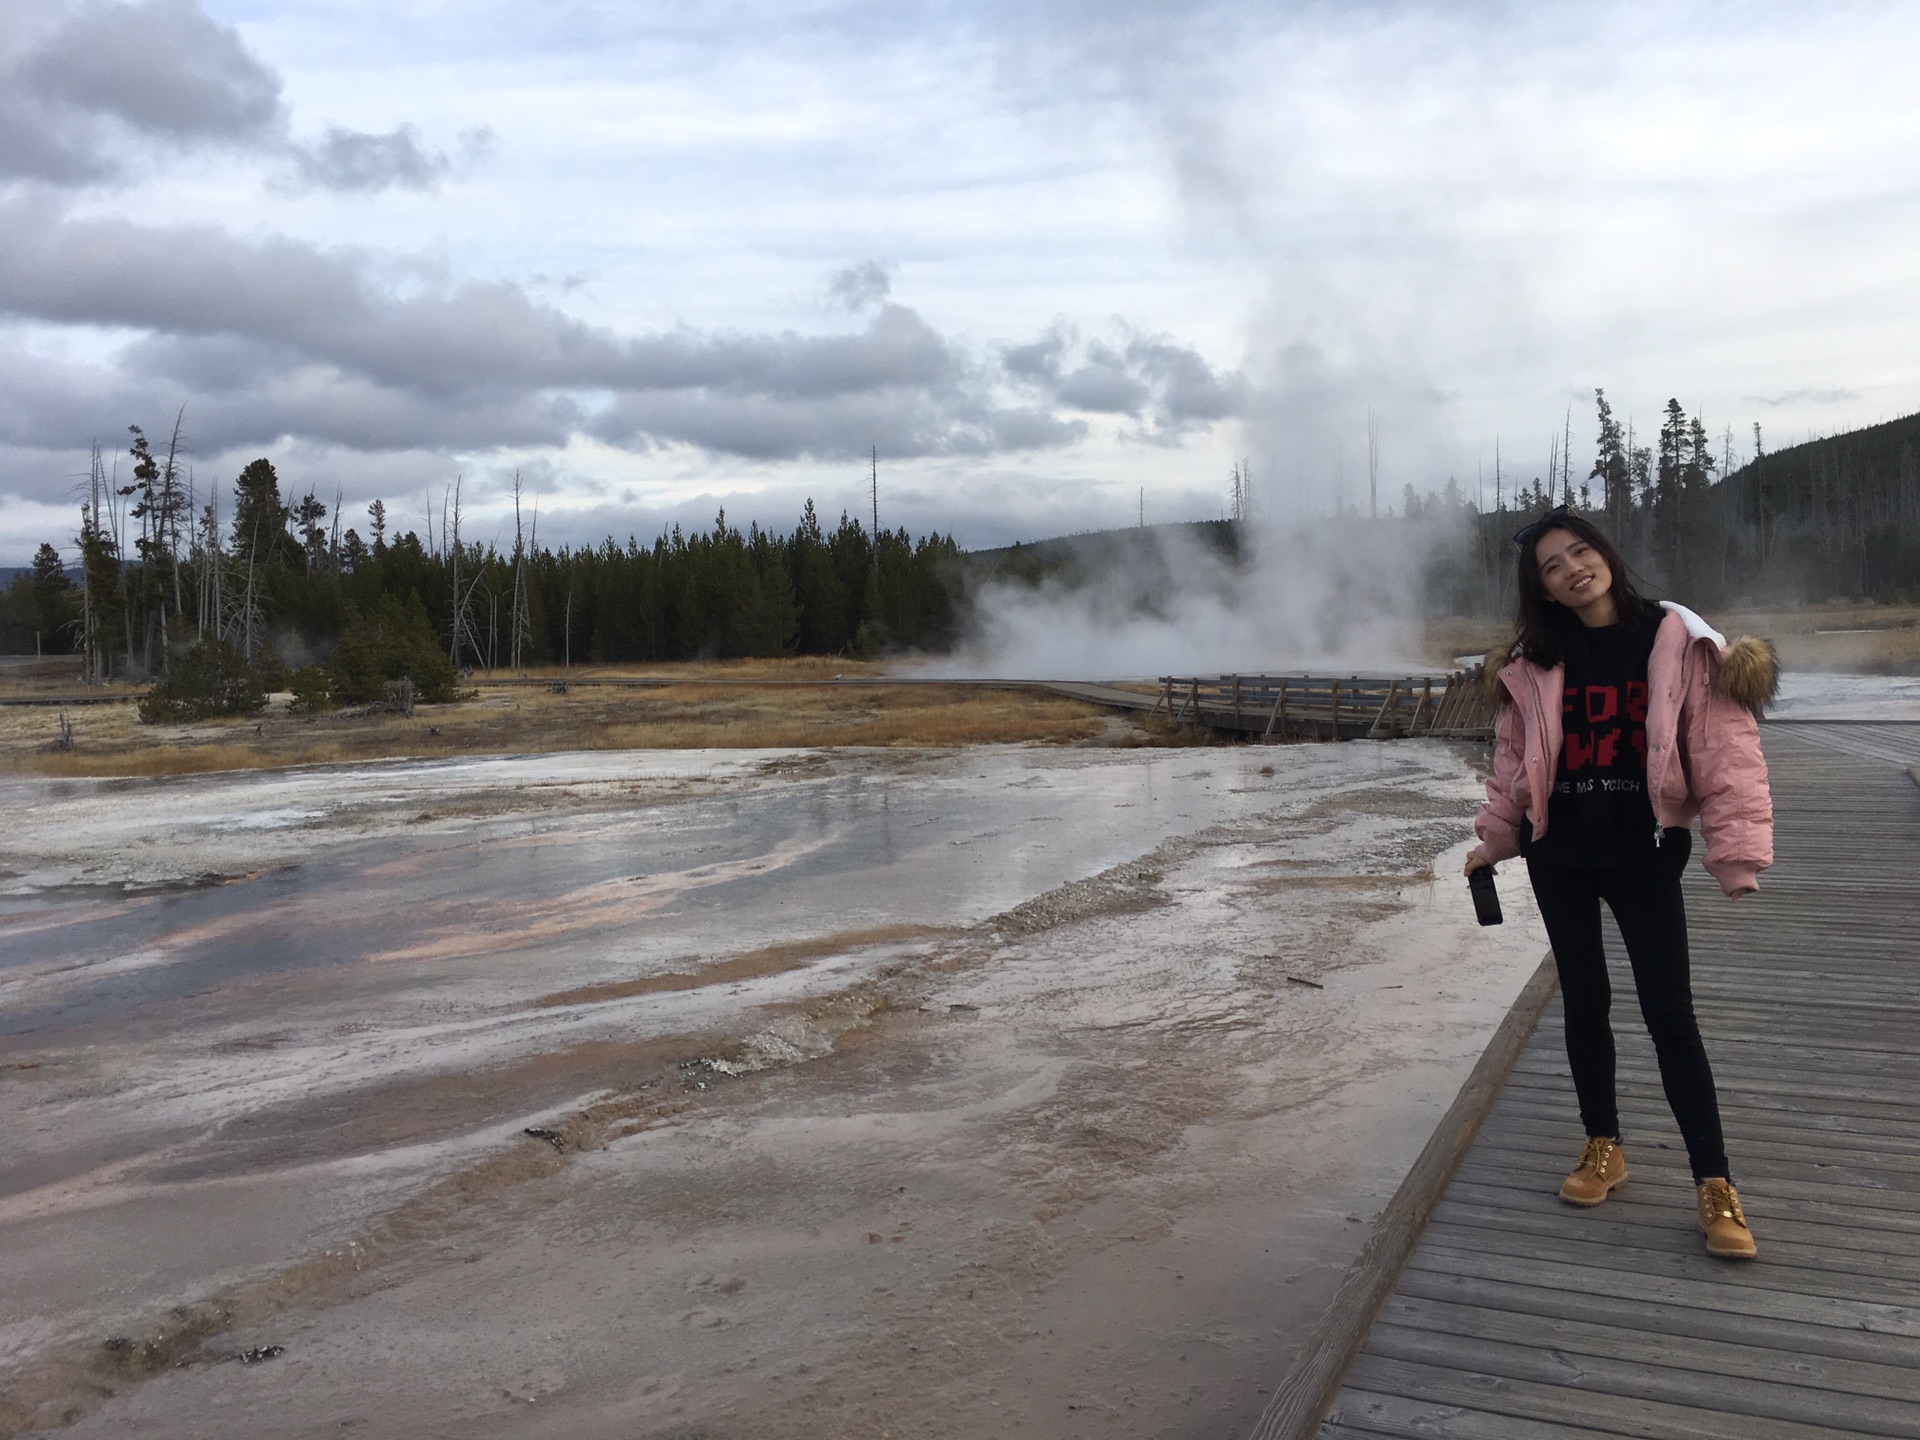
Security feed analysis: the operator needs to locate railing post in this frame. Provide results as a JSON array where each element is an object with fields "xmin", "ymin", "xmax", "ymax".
[
  {"xmin": 1263, "ymin": 676, "xmax": 1287, "ymax": 739},
  {"xmin": 1370, "ymin": 678, "xmax": 1398, "ymax": 739}
]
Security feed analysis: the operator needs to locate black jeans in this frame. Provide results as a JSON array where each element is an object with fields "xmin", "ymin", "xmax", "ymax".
[{"xmin": 1525, "ymin": 836, "xmax": 1731, "ymax": 1182}]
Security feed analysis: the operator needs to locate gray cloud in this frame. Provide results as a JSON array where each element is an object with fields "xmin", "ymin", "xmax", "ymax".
[
  {"xmin": 0, "ymin": 205, "xmax": 1223, "ymax": 471},
  {"xmin": 0, "ymin": 206, "xmax": 985, "ymax": 404},
  {"xmin": 291, "ymin": 124, "xmax": 451, "ymax": 194},
  {"xmin": 0, "ymin": 0, "xmax": 477, "ymax": 194},
  {"xmin": 827, "ymin": 260, "xmax": 893, "ymax": 313},
  {"xmin": 1746, "ymin": 388, "xmax": 1859, "ymax": 409},
  {"xmin": 589, "ymin": 390, "xmax": 1083, "ymax": 463},
  {"xmin": 1000, "ymin": 324, "xmax": 1246, "ymax": 439},
  {"xmin": 0, "ymin": 0, "xmax": 282, "ymax": 182}
]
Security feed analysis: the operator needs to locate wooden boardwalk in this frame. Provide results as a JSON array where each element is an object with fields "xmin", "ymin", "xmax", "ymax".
[
  {"xmin": 1268, "ymin": 723, "xmax": 1920, "ymax": 1440},
  {"xmin": 1145, "ymin": 672, "xmax": 1497, "ymax": 740}
]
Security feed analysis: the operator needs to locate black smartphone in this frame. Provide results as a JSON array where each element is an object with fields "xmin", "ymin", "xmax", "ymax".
[{"xmin": 1468, "ymin": 866, "xmax": 1503, "ymax": 926}]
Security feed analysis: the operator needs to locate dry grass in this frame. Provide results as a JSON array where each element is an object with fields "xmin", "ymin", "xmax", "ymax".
[
  {"xmin": 1422, "ymin": 617, "xmax": 1508, "ymax": 667},
  {"xmin": 1422, "ymin": 602, "xmax": 1920, "ymax": 674},
  {"xmin": 0, "ymin": 662, "xmax": 1137, "ymax": 778},
  {"xmin": 1715, "ymin": 600, "xmax": 1920, "ymax": 674}
]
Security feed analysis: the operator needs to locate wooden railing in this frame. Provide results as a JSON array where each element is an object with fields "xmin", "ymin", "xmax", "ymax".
[{"xmin": 1150, "ymin": 669, "xmax": 1498, "ymax": 741}]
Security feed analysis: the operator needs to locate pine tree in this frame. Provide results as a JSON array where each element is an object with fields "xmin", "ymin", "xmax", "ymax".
[
  {"xmin": 1591, "ymin": 389, "xmax": 1630, "ymax": 533},
  {"xmin": 29, "ymin": 542, "xmax": 75, "ymax": 652},
  {"xmin": 291, "ymin": 492, "xmax": 330, "ymax": 572},
  {"xmin": 1654, "ymin": 398, "xmax": 1689, "ymax": 578},
  {"xmin": 232, "ymin": 459, "xmax": 294, "ymax": 569}
]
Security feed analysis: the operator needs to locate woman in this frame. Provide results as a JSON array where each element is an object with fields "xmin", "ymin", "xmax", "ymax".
[{"xmin": 1463, "ymin": 506, "xmax": 1777, "ymax": 1260}]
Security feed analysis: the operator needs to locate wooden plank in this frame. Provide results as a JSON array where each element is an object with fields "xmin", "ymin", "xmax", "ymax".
[
  {"xmin": 1339, "ymin": 1353, "xmax": 1861, "ymax": 1440},
  {"xmin": 1486, "ymin": 1082, "xmax": 1920, "ymax": 1138},
  {"xmin": 1454, "ymin": 1151, "xmax": 1920, "ymax": 1217},
  {"xmin": 1460, "ymin": 1141, "xmax": 1920, "ymax": 1208},
  {"xmin": 1403, "ymin": 1244, "xmax": 1920, "ymax": 1336},
  {"xmin": 1438, "ymin": 1186, "xmax": 1920, "ymax": 1260},
  {"xmin": 1423, "ymin": 1205, "xmax": 1920, "ymax": 1285},
  {"xmin": 1476, "ymin": 1107, "xmax": 1920, "ymax": 1171},
  {"xmin": 1415, "ymin": 1226, "xmax": 1920, "ymax": 1308},
  {"xmin": 1483, "ymin": 1117, "xmax": 1920, "ymax": 1180},
  {"xmin": 1377, "ymin": 1293, "xmax": 1920, "ymax": 1403},
  {"xmin": 1393, "ymin": 1269, "xmax": 1920, "ymax": 1369},
  {"xmin": 1324, "ymin": 1388, "xmax": 1623, "ymax": 1440},
  {"xmin": 1363, "ymin": 1323, "xmax": 1920, "ymax": 1437}
]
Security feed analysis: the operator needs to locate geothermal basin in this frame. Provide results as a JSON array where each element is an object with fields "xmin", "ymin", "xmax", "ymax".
[{"xmin": 1, "ymin": 741, "xmax": 1546, "ymax": 1438}]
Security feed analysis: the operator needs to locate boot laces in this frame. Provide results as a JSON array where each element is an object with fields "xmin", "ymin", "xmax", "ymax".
[
  {"xmin": 1575, "ymin": 1137, "xmax": 1616, "ymax": 1175},
  {"xmin": 1700, "ymin": 1179, "xmax": 1747, "ymax": 1226}
]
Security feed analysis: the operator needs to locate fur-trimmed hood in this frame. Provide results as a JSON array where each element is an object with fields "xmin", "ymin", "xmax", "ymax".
[
  {"xmin": 1717, "ymin": 634, "xmax": 1781, "ymax": 712},
  {"xmin": 1482, "ymin": 602, "xmax": 1779, "ymax": 714}
]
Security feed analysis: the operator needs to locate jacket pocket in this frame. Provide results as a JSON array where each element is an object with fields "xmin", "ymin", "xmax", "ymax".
[{"xmin": 1657, "ymin": 826, "xmax": 1693, "ymax": 879}]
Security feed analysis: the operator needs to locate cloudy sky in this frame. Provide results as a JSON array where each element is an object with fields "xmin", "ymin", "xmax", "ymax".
[{"xmin": 3, "ymin": 0, "xmax": 1917, "ymax": 562}]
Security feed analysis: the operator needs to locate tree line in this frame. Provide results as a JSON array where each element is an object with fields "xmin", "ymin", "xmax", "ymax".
[
  {"xmin": 2, "ymin": 427, "xmax": 963, "ymax": 713},
  {"xmin": 6, "ymin": 397, "xmax": 1917, "ymax": 684}
]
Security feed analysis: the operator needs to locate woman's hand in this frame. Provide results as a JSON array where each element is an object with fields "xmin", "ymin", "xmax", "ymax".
[
  {"xmin": 1464, "ymin": 851, "xmax": 1493, "ymax": 878},
  {"xmin": 1728, "ymin": 884, "xmax": 1756, "ymax": 901}
]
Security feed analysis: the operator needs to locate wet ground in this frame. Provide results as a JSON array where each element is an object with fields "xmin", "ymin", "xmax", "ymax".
[{"xmin": 1, "ymin": 742, "xmax": 1547, "ymax": 1438}]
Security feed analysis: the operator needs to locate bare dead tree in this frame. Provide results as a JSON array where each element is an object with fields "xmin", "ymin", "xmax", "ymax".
[
  {"xmin": 446, "ymin": 474, "xmax": 485, "ymax": 669},
  {"xmin": 79, "ymin": 445, "xmax": 106, "ymax": 685},
  {"xmin": 195, "ymin": 484, "xmax": 226, "ymax": 642},
  {"xmin": 508, "ymin": 471, "xmax": 534, "ymax": 672},
  {"xmin": 1367, "ymin": 408, "xmax": 1380, "ymax": 520},
  {"xmin": 227, "ymin": 519, "xmax": 266, "ymax": 660},
  {"xmin": 159, "ymin": 408, "xmax": 189, "ymax": 622},
  {"xmin": 1563, "ymin": 404, "xmax": 1575, "ymax": 505}
]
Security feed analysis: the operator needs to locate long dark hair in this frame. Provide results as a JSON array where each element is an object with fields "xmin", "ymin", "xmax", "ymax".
[{"xmin": 1512, "ymin": 509, "xmax": 1662, "ymax": 669}]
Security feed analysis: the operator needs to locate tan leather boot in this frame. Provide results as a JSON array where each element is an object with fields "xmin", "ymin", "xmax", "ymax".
[
  {"xmin": 1558, "ymin": 1136, "xmax": 1627, "ymax": 1206},
  {"xmin": 1697, "ymin": 1179, "xmax": 1758, "ymax": 1259}
]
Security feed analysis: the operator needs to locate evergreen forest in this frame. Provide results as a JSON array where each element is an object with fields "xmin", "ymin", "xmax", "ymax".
[{"xmin": 0, "ymin": 425, "xmax": 962, "ymax": 712}]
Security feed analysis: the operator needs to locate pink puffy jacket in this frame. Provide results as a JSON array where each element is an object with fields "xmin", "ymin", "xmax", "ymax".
[{"xmin": 1470, "ymin": 602, "xmax": 1779, "ymax": 896}]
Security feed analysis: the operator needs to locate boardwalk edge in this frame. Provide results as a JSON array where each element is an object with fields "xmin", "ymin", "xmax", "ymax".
[{"xmin": 1247, "ymin": 949, "xmax": 1560, "ymax": 1440}]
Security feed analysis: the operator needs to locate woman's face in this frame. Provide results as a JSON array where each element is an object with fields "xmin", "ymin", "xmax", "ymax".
[{"xmin": 1533, "ymin": 527, "xmax": 1615, "ymax": 619}]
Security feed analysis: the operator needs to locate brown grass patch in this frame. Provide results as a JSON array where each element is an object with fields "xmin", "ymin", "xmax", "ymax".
[
  {"xmin": 1715, "ymin": 600, "xmax": 1920, "ymax": 674},
  {"xmin": 0, "ymin": 668, "xmax": 1120, "ymax": 778},
  {"xmin": 1423, "ymin": 603, "xmax": 1920, "ymax": 675}
]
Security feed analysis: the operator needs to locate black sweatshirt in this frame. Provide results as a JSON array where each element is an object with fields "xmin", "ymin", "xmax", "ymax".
[{"xmin": 1521, "ymin": 617, "xmax": 1675, "ymax": 868}]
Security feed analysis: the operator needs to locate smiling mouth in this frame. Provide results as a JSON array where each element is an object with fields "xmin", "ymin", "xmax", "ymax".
[{"xmin": 1570, "ymin": 575, "xmax": 1594, "ymax": 593}]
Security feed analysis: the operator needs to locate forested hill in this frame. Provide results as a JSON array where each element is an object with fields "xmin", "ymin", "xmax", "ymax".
[
  {"xmin": 968, "ymin": 519, "xmax": 1239, "ymax": 584},
  {"xmin": 1713, "ymin": 408, "xmax": 1920, "ymax": 600},
  {"xmin": 1732, "ymin": 410, "xmax": 1920, "ymax": 495}
]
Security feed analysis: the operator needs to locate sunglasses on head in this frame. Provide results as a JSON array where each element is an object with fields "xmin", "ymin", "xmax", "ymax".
[{"xmin": 1512, "ymin": 504, "xmax": 1571, "ymax": 547}]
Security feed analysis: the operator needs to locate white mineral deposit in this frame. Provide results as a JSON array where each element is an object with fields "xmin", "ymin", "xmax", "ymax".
[{"xmin": 1, "ymin": 742, "xmax": 1545, "ymax": 1438}]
